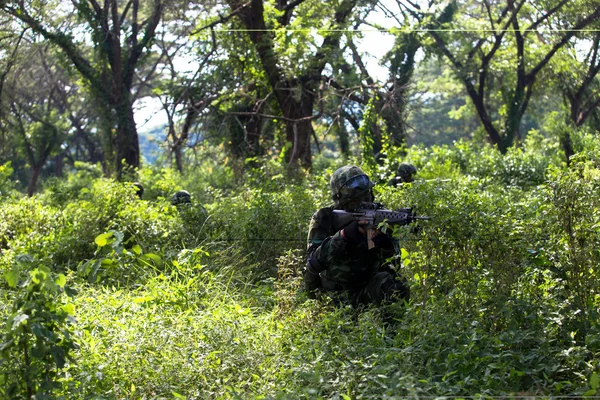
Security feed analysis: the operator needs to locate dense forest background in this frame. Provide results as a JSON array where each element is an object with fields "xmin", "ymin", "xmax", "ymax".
[{"xmin": 1, "ymin": 0, "xmax": 600, "ymax": 398}]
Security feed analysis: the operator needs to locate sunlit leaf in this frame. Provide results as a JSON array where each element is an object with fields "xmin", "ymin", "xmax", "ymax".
[
  {"xmin": 55, "ymin": 274, "xmax": 67, "ymax": 287},
  {"xmin": 132, "ymin": 244, "xmax": 142, "ymax": 255},
  {"xmin": 62, "ymin": 303, "xmax": 76, "ymax": 316},
  {"xmin": 4, "ymin": 268, "xmax": 19, "ymax": 288},
  {"xmin": 95, "ymin": 232, "xmax": 113, "ymax": 247}
]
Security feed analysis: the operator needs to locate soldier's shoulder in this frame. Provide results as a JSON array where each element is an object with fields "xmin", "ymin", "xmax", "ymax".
[{"xmin": 312, "ymin": 205, "xmax": 335, "ymax": 219}]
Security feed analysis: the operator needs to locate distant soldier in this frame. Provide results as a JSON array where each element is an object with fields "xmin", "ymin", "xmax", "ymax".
[
  {"xmin": 171, "ymin": 190, "xmax": 210, "ymax": 246},
  {"xmin": 132, "ymin": 182, "xmax": 144, "ymax": 199},
  {"xmin": 387, "ymin": 163, "xmax": 417, "ymax": 187},
  {"xmin": 171, "ymin": 190, "xmax": 192, "ymax": 206},
  {"xmin": 304, "ymin": 165, "xmax": 410, "ymax": 307}
]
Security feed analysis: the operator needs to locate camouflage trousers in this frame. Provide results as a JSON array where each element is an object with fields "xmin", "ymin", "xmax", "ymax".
[{"xmin": 320, "ymin": 271, "xmax": 410, "ymax": 308}]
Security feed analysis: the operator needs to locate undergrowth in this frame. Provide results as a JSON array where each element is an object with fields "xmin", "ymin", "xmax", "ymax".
[{"xmin": 1, "ymin": 135, "xmax": 600, "ymax": 398}]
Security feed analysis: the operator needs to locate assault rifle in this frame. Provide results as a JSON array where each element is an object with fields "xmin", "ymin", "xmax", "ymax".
[{"xmin": 333, "ymin": 202, "xmax": 430, "ymax": 249}]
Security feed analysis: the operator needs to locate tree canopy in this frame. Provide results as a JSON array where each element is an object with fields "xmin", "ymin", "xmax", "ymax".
[{"xmin": 0, "ymin": 0, "xmax": 598, "ymax": 190}]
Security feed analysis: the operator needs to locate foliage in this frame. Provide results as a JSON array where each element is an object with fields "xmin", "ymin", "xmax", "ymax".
[
  {"xmin": 0, "ymin": 162, "xmax": 15, "ymax": 198},
  {"xmin": 0, "ymin": 136, "xmax": 600, "ymax": 397},
  {"xmin": 2, "ymin": 1, "xmax": 600, "ymax": 396},
  {"xmin": 0, "ymin": 256, "xmax": 77, "ymax": 399}
]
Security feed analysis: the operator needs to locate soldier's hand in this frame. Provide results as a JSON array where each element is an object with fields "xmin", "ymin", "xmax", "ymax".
[
  {"xmin": 357, "ymin": 220, "xmax": 369, "ymax": 235},
  {"xmin": 304, "ymin": 271, "xmax": 321, "ymax": 299},
  {"xmin": 343, "ymin": 220, "xmax": 367, "ymax": 243},
  {"xmin": 371, "ymin": 230, "xmax": 393, "ymax": 248}
]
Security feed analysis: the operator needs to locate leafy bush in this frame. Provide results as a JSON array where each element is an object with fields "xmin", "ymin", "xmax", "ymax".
[
  {"xmin": 2, "ymin": 138, "xmax": 600, "ymax": 398},
  {"xmin": 0, "ymin": 162, "xmax": 15, "ymax": 198},
  {"xmin": 1, "ymin": 256, "xmax": 77, "ymax": 399},
  {"xmin": 41, "ymin": 162, "xmax": 104, "ymax": 207}
]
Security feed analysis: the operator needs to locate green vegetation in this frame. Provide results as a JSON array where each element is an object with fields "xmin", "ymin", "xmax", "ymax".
[
  {"xmin": 1, "ymin": 133, "xmax": 600, "ymax": 398},
  {"xmin": 1, "ymin": 0, "xmax": 600, "ymax": 397}
]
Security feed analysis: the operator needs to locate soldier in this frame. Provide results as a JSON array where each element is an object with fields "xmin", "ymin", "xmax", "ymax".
[
  {"xmin": 387, "ymin": 162, "xmax": 417, "ymax": 187},
  {"xmin": 304, "ymin": 165, "xmax": 410, "ymax": 307},
  {"xmin": 171, "ymin": 190, "xmax": 192, "ymax": 206},
  {"xmin": 132, "ymin": 182, "xmax": 144, "ymax": 199}
]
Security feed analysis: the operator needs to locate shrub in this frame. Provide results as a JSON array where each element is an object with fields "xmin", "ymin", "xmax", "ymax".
[{"xmin": 1, "ymin": 256, "xmax": 77, "ymax": 399}]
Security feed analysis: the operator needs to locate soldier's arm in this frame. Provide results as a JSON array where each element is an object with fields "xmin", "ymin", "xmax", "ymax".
[
  {"xmin": 305, "ymin": 211, "xmax": 328, "ymax": 297},
  {"xmin": 305, "ymin": 208, "xmax": 359, "ymax": 296},
  {"xmin": 306, "ymin": 210, "xmax": 368, "ymax": 271}
]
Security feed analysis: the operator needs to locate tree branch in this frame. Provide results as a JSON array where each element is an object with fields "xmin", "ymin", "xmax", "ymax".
[
  {"xmin": 120, "ymin": 0, "xmax": 134, "ymax": 26},
  {"xmin": 192, "ymin": 1, "xmax": 252, "ymax": 34},
  {"xmin": 524, "ymin": 0, "xmax": 569, "ymax": 35},
  {"xmin": 128, "ymin": 0, "xmax": 162, "ymax": 76},
  {"xmin": 528, "ymin": 6, "xmax": 600, "ymax": 80},
  {"xmin": 307, "ymin": 0, "xmax": 358, "ymax": 82},
  {"xmin": 0, "ymin": 28, "xmax": 26, "ymax": 106},
  {"xmin": 278, "ymin": 0, "xmax": 307, "ymax": 25},
  {"xmin": 347, "ymin": 35, "xmax": 375, "ymax": 87},
  {"xmin": 3, "ymin": 5, "xmax": 97, "ymax": 84}
]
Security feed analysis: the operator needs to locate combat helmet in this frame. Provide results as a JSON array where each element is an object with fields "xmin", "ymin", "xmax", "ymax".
[
  {"xmin": 171, "ymin": 190, "xmax": 192, "ymax": 205},
  {"xmin": 330, "ymin": 165, "xmax": 374, "ymax": 205},
  {"xmin": 396, "ymin": 162, "xmax": 417, "ymax": 183},
  {"xmin": 132, "ymin": 182, "xmax": 144, "ymax": 199}
]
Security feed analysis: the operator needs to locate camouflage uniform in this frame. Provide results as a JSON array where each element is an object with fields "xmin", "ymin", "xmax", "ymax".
[{"xmin": 305, "ymin": 166, "xmax": 410, "ymax": 306}]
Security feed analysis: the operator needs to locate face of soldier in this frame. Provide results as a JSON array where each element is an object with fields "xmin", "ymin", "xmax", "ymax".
[
  {"xmin": 400, "ymin": 173, "xmax": 414, "ymax": 183},
  {"xmin": 336, "ymin": 174, "xmax": 374, "ymax": 210},
  {"xmin": 341, "ymin": 190, "xmax": 373, "ymax": 211}
]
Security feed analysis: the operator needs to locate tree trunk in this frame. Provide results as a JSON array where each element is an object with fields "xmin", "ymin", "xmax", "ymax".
[
  {"xmin": 245, "ymin": 114, "xmax": 262, "ymax": 156},
  {"xmin": 560, "ymin": 127, "xmax": 575, "ymax": 166},
  {"xmin": 338, "ymin": 118, "xmax": 350, "ymax": 157},
  {"xmin": 281, "ymin": 89, "xmax": 314, "ymax": 168},
  {"xmin": 27, "ymin": 164, "xmax": 42, "ymax": 197},
  {"xmin": 54, "ymin": 153, "xmax": 63, "ymax": 177},
  {"xmin": 174, "ymin": 146, "xmax": 183, "ymax": 172},
  {"xmin": 114, "ymin": 92, "xmax": 140, "ymax": 176}
]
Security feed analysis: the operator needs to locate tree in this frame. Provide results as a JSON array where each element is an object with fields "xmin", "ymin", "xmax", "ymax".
[
  {"xmin": 402, "ymin": 0, "xmax": 600, "ymax": 153},
  {"xmin": 562, "ymin": 32, "xmax": 600, "ymax": 130},
  {"xmin": 220, "ymin": 0, "xmax": 359, "ymax": 168},
  {"xmin": 1, "ymin": 0, "xmax": 164, "ymax": 177},
  {"xmin": 551, "ymin": 32, "xmax": 600, "ymax": 161},
  {"xmin": 1, "ymin": 42, "xmax": 70, "ymax": 195}
]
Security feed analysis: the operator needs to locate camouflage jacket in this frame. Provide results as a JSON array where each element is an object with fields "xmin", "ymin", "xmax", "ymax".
[{"xmin": 305, "ymin": 205, "xmax": 394, "ymax": 289}]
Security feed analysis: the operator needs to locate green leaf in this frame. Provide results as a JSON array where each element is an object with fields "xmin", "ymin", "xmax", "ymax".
[
  {"xmin": 4, "ymin": 268, "xmax": 19, "ymax": 288},
  {"xmin": 132, "ymin": 244, "xmax": 142, "ymax": 255},
  {"xmin": 50, "ymin": 346, "xmax": 66, "ymax": 368},
  {"xmin": 31, "ymin": 344, "xmax": 48, "ymax": 359},
  {"xmin": 12, "ymin": 313, "xmax": 29, "ymax": 329},
  {"xmin": 89, "ymin": 259, "xmax": 102, "ymax": 283},
  {"xmin": 235, "ymin": 304, "xmax": 250, "ymax": 315},
  {"xmin": 172, "ymin": 391, "xmax": 187, "ymax": 399},
  {"xmin": 0, "ymin": 340, "xmax": 14, "ymax": 352},
  {"xmin": 142, "ymin": 253, "xmax": 162, "ymax": 264},
  {"xmin": 62, "ymin": 303, "xmax": 76, "ymax": 316},
  {"xmin": 55, "ymin": 274, "xmax": 67, "ymax": 287},
  {"xmin": 133, "ymin": 296, "xmax": 155, "ymax": 304},
  {"xmin": 400, "ymin": 248, "xmax": 409, "ymax": 260},
  {"xmin": 30, "ymin": 267, "xmax": 47, "ymax": 284},
  {"xmin": 101, "ymin": 258, "xmax": 117, "ymax": 267},
  {"xmin": 95, "ymin": 232, "xmax": 113, "ymax": 247},
  {"xmin": 591, "ymin": 373, "xmax": 599, "ymax": 390},
  {"xmin": 15, "ymin": 253, "xmax": 34, "ymax": 264},
  {"xmin": 112, "ymin": 231, "xmax": 124, "ymax": 247}
]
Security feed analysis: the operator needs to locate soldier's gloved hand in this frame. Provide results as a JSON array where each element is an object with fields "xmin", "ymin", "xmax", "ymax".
[
  {"xmin": 342, "ymin": 220, "xmax": 367, "ymax": 244},
  {"xmin": 371, "ymin": 231, "xmax": 393, "ymax": 248},
  {"xmin": 303, "ymin": 270, "xmax": 321, "ymax": 299}
]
